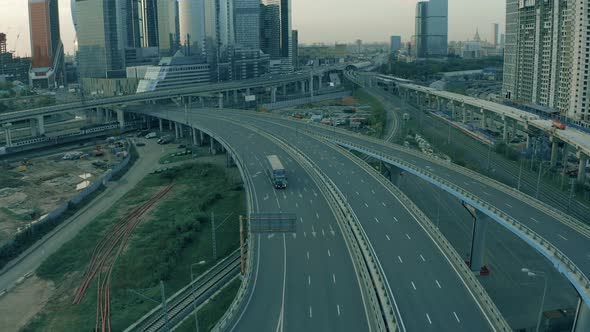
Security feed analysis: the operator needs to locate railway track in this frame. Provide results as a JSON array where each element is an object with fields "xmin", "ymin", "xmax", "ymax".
[
  {"xmin": 128, "ymin": 250, "xmax": 242, "ymax": 332},
  {"xmin": 72, "ymin": 185, "xmax": 174, "ymax": 332}
]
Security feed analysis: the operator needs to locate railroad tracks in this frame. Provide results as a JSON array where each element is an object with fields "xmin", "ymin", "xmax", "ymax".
[
  {"xmin": 127, "ymin": 250, "xmax": 242, "ymax": 332},
  {"xmin": 72, "ymin": 185, "xmax": 174, "ymax": 332}
]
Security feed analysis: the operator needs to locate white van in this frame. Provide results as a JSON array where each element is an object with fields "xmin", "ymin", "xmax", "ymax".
[{"xmin": 145, "ymin": 132, "xmax": 157, "ymax": 139}]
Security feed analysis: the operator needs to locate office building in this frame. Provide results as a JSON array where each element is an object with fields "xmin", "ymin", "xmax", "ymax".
[
  {"xmin": 260, "ymin": 0, "xmax": 292, "ymax": 72},
  {"xmin": 414, "ymin": 0, "xmax": 448, "ymax": 58},
  {"xmin": 490, "ymin": 23, "xmax": 499, "ymax": 48},
  {"xmin": 390, "ymin": 36, "xmax": 402, "ymax": 54},
  {"xmin": 502, "ymin": 0, "xmax": 590, "ymax": 121},
  {"xmin": 136, "ymin": 51, "xmax": 210, "ymax": 93},
  {"xmin": 234, "ymin": 0, "xmax": 260, "ymax": 49},
  {"xmin": 217, "ymin": 0, "xmax": 235, "ymax": 59},
  {"xmin": 156, "ymin": 0, "xmax": 180, "ymax": 56},
  {"xmin": 292, "ymin": 30, "xmax": 298, "ymax": 68},
  {"xmin": 28, "ymin": 0, "xmax": 64, "ymax": 88},
  {"xmin": 233, "ymin": 48, "xmax": 270, "ymax": 80},
  {"xmin": 0, "ymin": 33, "xmax": 6, "ymax": 54}
]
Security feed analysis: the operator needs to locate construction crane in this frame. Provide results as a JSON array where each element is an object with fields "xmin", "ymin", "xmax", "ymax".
[{"xmin": 10, "ymin": 33, "xmax": 20, "ymax": 54}]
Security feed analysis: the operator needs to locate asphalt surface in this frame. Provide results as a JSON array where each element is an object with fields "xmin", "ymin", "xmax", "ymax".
[
  {"xmin": 152, "ymin": 113, "xmax": 370, "ymax": 332},
  {"xmin": 221, "ymin": 110, "xmax": 590, "ymax": 307},
  {"xmin": 151, "ymin": 108, "xmax": 496, "ymax": 331}
]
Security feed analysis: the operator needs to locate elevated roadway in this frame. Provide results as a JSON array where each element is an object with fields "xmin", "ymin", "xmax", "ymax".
[
  {"xmin": 208, "ymin": 109, "xmax": 590, "ymax": 322},
  {"xmin": 139, "ymin": 107, "xmax": 504, "ymax": 331}
]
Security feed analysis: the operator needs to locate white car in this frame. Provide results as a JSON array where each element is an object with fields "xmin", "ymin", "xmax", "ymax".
[{"xmin": 145, "ymin": 132, "xmax": 157, "ymax": 139}]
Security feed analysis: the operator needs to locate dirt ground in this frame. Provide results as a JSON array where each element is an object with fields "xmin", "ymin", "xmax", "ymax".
[
  {"xmin": 0, "ymin": 142, "xmax": 123, "ymax": 246},
  {"xmin": 0, "ymin": 275, "xmax": 55, "ymax": 332}
]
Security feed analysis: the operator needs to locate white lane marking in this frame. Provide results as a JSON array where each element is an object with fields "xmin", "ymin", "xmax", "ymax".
[
  {"xmin": 303, "ymin": 232, "xmax": 307, "ymax": 238},
  {"xmin": 313, "ymin": 191, "xmax": 318, "ymax": 197},
  {"xmin": 361, "ymin": 179, "xmax": 365, "ymax": 183},
  {"xmin": 398, "ymin": 256, "xmax": 403, "ymax": 263},
  {"xmin": 337, "ymin": 305, "xmax": 341, "ymax": 316},
  {"xmin": 337, "ymin": 171, "xmax": 341, "ymax": 176},
  {"xmin": 268, "ymin": 234, "xmax": 275, "ymax": 239},
  {"xmin": 426, "ymin": 313, "xmax": 432, "ymax": 324},
  {"xmin": 531, "ymin": 217, "xmax": 540, "ymax": 223},
  {"xmin": 329, "ymin": 225, "xmax": 336, "ymax": 236},
  {"xmin": 309, "ymin": 199, "xmax": 313, "ymax": 205},
  {"xmin": 332, "ymin": 274, "xmax": 336, "ymax": 284},
  {"xmin": 328, "ymin": 249, "xmax": 331, "ymax": 257},
  {"xmin": 355, "ymin": 191, "xmax": 360, "ymax": 196},
  {"xmin": 558, "ymin": 234, "xmax": 568, "ymax": 241},
  {"xmin": 371, "ymin": 189, "xmax": 376, "ymax": 194},
  {"xmin": 382, "ymin": 202, "xmax": 386, "ymax": 207},
  {"xmin": 405, "ymin": 233, "xmax": 412, "ymax": 240},
  {"xmin": 311, "ymin": 226, "xmax": 317, "ymax": 237},
  {"xmin": 453, "ymin": 312, "xmax": 461, "ymax": 323},
  {"xmin": 303, "ymin": 187, "xmax": 308, "ymax": 192},
  {"xmin": 411, "ymin": 281, "xmax": 416, "ymax": 290},
  {"xmin": 309, "ymin": 306, "xmax": 312, "ymax": 318},
  {"xmin": 308, "ymin": 275, "xmax": 311, "ymax": 285},
  {"xmin": 374, "ymin": 217, "xmax": 380, "ymax": 223},
  {"xmin": 300, "ymin": 217, "xmax": 303, "ymax": 224},
  {"xmin": 316, "ymin": 212, "xmax": 320, "ymax": 219},
  {"xmin": 463, "ymin": 182, "xmax": 470, "ymax": 186},
  {"xmin": 386, "ymin": 235, "xmax": 391, "ymax": 241},
  {"xmin": 322, "ymin": 229, "xmax": 325, "ymax": 237},
  {"xmin": 505, "ymin": 203, "xmax": 513, "ymax": 208},
  {"xmin": 420, "ymin": 254, "xmax": 426, "ymax": 262},
  {"xmin": 364, "ymin": 203, "xmax": 369, "ymax": 208},
  {"xmin": 307, "ymin": 251, "xmax": 310, "ymax": 260},
  {"xmin": 393, "ymin": 217, "xmax": 398, "ymax": 222},
  {"xmin": 483, "ymin": 191, "xmax": 491, "ymax": 196},
  {"xmin": 296, "ymin": 202, "xmax": 299, "ymax": 208},
  {"xmin": 435, "ymin": 280, "xmax": 442, "ymax": 288},
  {"xmin": 292, "ymin": 233, "xmax": 297, "ymax": 239}
]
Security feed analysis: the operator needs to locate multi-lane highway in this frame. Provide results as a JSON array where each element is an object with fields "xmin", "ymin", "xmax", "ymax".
[
  {"xmin": 180, "ymin": 115, "xmax": 371, "ymax": 331},
  {"xmin": 139, "ymin": 108, "xmax": 502, "ymax": 331}
]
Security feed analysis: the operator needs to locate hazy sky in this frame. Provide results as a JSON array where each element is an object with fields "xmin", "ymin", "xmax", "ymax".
[{"xmin": 0, "ymin": 0, "xmax": 504, "ymax": 56}]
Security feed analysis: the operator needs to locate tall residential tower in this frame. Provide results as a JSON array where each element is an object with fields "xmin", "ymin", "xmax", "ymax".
[{"xmin": 28, "ymin": 0, "xmax": 64, "ymax": 88}]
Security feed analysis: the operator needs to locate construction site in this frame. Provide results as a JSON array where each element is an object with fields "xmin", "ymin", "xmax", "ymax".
[{"xmin": 0, "ymin": 139, "xmax": 127, "ymax": 247}]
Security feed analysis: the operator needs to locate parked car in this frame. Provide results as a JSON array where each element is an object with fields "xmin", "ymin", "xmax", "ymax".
[{"xmin": 145, "ymin": 132, "xmax": 157, "ymax": 139}]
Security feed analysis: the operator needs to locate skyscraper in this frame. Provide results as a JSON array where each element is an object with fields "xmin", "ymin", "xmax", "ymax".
[
  {"xmin": 28, "ymin": 0, "xmax": 64, "ymax": 88},
  {"xmin": 125, "ymin": 0, "xmax": 159, "ymax": 48},
  {"xmin": 502, "ymin": 0, "xmax": 590, "ymax": 121},
  {"xmin": 260, "ymin": 0, "xmax": 292, "ymax": 71},
  {"xmin": 390, "ymin": 36, "xmax": 402, "ymax": 54},
  {"xmin": 75, "ymin": 0, "xmax": 126, "ymax": 78},
  {"xmin": 178, "ymin": 0, "xmax": 216, "ymax": 58},
  {"xmin": 490, "ymin": 23, "xmax": 499, "ymax": 48},
  {"xmin": 156, "ymin": 0, "xmax": 180, "ymax": 56},
  {"xmin": 234, "ymin": 0, "xmax": 260, "ymax": 50},
  {"xmin": 413, "ymin": 0, "xmax": 448, "ymax": 58}
]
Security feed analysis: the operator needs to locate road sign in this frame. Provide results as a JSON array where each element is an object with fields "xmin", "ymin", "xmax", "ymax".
[{"xmin": 249, "ymin": 213, "xmax": 297, "ymax": 233}]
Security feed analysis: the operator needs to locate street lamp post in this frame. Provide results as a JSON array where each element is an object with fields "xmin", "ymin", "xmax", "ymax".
[
  {"xmin": 190, "ymin": 263, "xmax": 201, "ymax": 332},
  {"xmin": 521, "ymin": 268, "xmax": 547, "ymax": 332}
]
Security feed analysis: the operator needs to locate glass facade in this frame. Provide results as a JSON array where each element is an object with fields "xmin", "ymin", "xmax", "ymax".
[
  {"xmin": 28, "ymin": 0, "xmax": 64, "ymax": 87},
  {"xmin": 260, "ymin": 0, "xmax": 291, "ymax": 69},
  {"xmin": 156, "ymin": 0, "xmax": 179, "ymax": 56},
  {"xmin": 234, "ymin": 0, "xmax": 260, "ymax": 50},
  {"xmin": 413, "ymin": 0, "xmax": 448, "ymax": 58},
  {"xmin": 178, "ymin": 0, "xmax": 206, "ymax": 57}
]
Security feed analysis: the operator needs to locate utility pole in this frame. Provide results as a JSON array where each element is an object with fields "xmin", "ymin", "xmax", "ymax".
[
  {"xmin": 211, "ymin": 212, "xmax": 217, "ymax": 261},
  {"xmin": 517, "ymin": 158, "xmax": 524, "ymax": 191},
  {"xmin": 535, "ymin": 161, "xmax": 543, "ymax": 199},
  {"xmin": 239, "ymin": 216, "xmax": 245, "ymax": 275}
]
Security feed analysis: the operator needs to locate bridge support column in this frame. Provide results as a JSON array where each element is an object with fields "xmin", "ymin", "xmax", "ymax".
[
  {"xmin": 462, "ymin": 105, "xmax": 467, "ymax": 123},
  {"xmin": 463, "ymin": 202, "xmax": 489, "ymax": 273},
  {"xmin": 574, "ymin": 300, "xmax": 590, "ymax": 332},
  {"xmin": 226, "ymin": 153, "xmax": 234, "ymax": 168},
  {"xmin": 96, "ymin": 108, "xmax": 105, "ymax": 123},
  {"xmin": 383, "ymin": 164, "xmax": 404, "ymax": 188},
  {"xmin": 271, "ymin": 87, "xmax": 277, "ymax": 103},
  {"xmin": 309, "ymin": 76, "xmax": 314, "ymax": 97},
  {"xmin": 502, "ymin": 118, "xmax": 509, "ymax": 142},
  {"xmin": 233, "ymin": 90, "xmax": 238, "ymax": 104},
  {"xmin": 116, "ymin": 109, "xmax": 125, "ymax": 128},
  {"xmin": 577, "ymin": 152, "xmax": 588, "ymax": 183},
  {"xmin": 210, "ymin": 138, "xmax": 217, "ymax": 155},
  {"xmin": 480, "ymin": 109, "xmax": 487, "ymax": 129},
  {"xmin": 159, "ymin": 119, "xmax": 163, "ymax": 132},
  {"xmin": 192, "ymin": 128, "xmax": 198, "ymax": 145},
  {"xmin": 283, "ymin": 83, "xmax": 288, "ymax": 96},
  {"xmin": 550, "ymin": 137, "xmax": 560, "ymax": 167},
  {"xmin": 168, "ymin": 119, "xmax": 173, "ymax": 131},
  {"xmin": 436, "ymin": 97, "xmax": 442, "ymax": 111},
  {"xmin": 30, "ymin": 115, "xmax": 45, "ymax": 137},
  {"xmin": 179, "ymin": 124, "xmax": 184, "ymax": 138},
  {"xmin": 3, "ymin": 124, "xmax": 13, "ymax": 147},
  {"xmin": 450, "ymin": 102, "xmax": 456, "ymax": 120},
  {"xmin": 218, "ymin": 94, "xmax": 224, "ymax": 109},
  {"xmin": 174, "ymin": 122, "xmax": 179, "ymax": 139},
  {"xmin": 526, "ymin": 134, "xmax": 532, "ymax": 149}
]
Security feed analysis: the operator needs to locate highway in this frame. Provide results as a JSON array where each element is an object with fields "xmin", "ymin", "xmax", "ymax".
[
  {"xmin": 208, "ymin": 109, "xmax": 590, "ymax": 307},
  {"xmin": 140, "ymin": 108, "xmax": 499, "ymax": 331},
  {"xmin": 171, "ymin": 114, "xmax": 371, "ymax": 331}
]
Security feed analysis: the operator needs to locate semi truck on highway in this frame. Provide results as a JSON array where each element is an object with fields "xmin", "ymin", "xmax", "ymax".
[{"xmin": 267, "ymin": 155, "xmax": 287, "ymax": 189}]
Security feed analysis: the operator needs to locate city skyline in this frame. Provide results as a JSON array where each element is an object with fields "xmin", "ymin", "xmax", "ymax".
[{"xmin": 0, "ymin": 0, "xmax": 504, "ymax": 56}]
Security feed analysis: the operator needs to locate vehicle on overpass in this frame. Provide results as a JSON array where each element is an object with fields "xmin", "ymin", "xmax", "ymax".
[{"xmin": 267, "ymin": 155, "xmax": 287, "ymax": 189}]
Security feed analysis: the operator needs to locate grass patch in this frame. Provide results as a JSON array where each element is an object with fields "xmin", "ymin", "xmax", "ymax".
[
  {"xmin": 0, "ymin": 207, "xmax": 30, "ymax": 222},
  {"xmin": 158, "ymin": 150, "xmax": 196, "ymax": 165},
  {"xmin": 22, "ymin": 162, "xmax": 245, "ymax": 331},
  {"xmin": 175, "ymin": 277, "xmax": 242, "ymax": 332},
  {"xmin": 353, "ymin": 89, "xmax": 387, "ymax": 138}
]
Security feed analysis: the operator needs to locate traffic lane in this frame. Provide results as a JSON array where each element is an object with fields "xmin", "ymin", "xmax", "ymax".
[
  {"xmin": 223, "ymin": 112, "xmax": 590, "ymax": 277},
  {"xmin": 185, "ymin": 113, "xmax": 369, "ymax": 331},
  {"xmin": 219, "ymin": 113, "xmax": 494, "ymax": 331}
]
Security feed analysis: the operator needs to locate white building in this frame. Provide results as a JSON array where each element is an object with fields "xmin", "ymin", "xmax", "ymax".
[{"xmin": 136, "ymin": 51, "xmax": 210, "ymax": 93}]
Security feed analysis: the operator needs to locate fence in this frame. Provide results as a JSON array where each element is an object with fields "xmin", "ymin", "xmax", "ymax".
[{"xmin": 261, "ymin": 90, "xmax": 352, "ymax": 110}]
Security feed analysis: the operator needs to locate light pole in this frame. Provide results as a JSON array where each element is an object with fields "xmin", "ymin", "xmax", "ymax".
[
  {"xmin": 190, "ymin": 263, "xmax": 201, "ymax": 332},
  {"xmin": 517, "ymin": 158, "xmax": 524, "ymax": 191},
  {"xmin": 521, "ymin": 268, "xmax": 547, "ymax": 332},
  {"xmin": 535, "ymin": 160, "xmax": 543, "ymax": 199}
]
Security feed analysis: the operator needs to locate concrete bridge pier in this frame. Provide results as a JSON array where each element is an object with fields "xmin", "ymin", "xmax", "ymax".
[
  {"xmin": 462, "ymin": 105, "xmax": 468, "ymax": 123},
  {"xmin": 200, "ymin": 131, "xmax": 205, "ymax": 146},
  {"xmin": 309, "ymin": 76, "xmax": 314, "ymax": 97},
  {"xmin": 226, "ymin": 153, "xmax": 235, "ymax": 167},
  {"xmin": 30, "ymin": 115, "xmax": 45, "ymax": 137},
  {"xmin": 502, "ymin": 117, "xmax": 508, "ymax": 142},
  {"xmin": 210, "ymin": 138, "xmax": 217, "ymax": 155},
  {"xmin": 168, "ymin": 119, "xmax": 173, "ymax": 131},
  {"xmin": 550, "ymin": 136, "xmax": 560, "ymax": 167},
  {"xmin": 3, "ymin": 124, "xmax": 13, "ymax": 147},
  {"xmin": 574, "ymin": 300, "xmax": 590, "ymax": 332},
  {"xmin": 218, "ymin": 94, "xmax": 224, "ymax": 109},
  {"xmin": 480, "ymin": 109, "xmax": 487, "ymax": 129},
  {"xmin": 271, "ymin": 87, "xmax": 277, "ymax": 103},
  {"xmin": 192, "ymin": 128, "xmax": 198, "ymax": 145},
  {"xmin": 450, "ymin": 101, "xmax": 456, "ymax": 120},
  {"xmin": 96, "ymin": 108, "xmax": 105, "ymax": 123},
  {"xmin": 174, "ymin": 122, "xmax": 179, "ymax": 139},
  {"xmin": 233, "ymin": 90, "xmax": 239, "ymax": 104},
  {"xmin": 159, "ymin": 119, "xmax": 163, "ymax": 132},
  {"xmin": 116, "ymin": 109, "xmax": 125, "ymax": 128},
  {"xmin": 283, "ymin": 83, "xmax": 288, "ymax": 97},
  {"xmin": 577, "ymin": 151, "xmax": 588, "ymax": 183}
]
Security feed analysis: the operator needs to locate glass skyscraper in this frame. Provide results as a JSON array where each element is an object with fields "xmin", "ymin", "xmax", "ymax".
[
  {"xmin": 260, "ymin": 0, "xmax": 291, "ymax": 62},
  {"xmin": 28, "ymin": 0, "xmax": 64, "ymax": 88},
  {"xmin": 414, "ymin": 0, "xmax": 448, "ymax": 58},
  {"xmin": 234, "ymin": 0, "xmax": 260, "ymax": 50},
  {"xmin": 156, "ymin": 0, "xmax": 179, "ymax": 56}
]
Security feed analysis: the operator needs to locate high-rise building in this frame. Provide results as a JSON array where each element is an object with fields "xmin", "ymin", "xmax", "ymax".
[
  {"xmin": 28, "ymin": 0, "xmax": 64, "ymax": 88},
  {"xmin": 178, "ymin": 0, "xmax": 217, "ymax": 59},
  {"xmin": 490, "ymin": 23, "xmax": 499, "ymax": 48},
  {"xmin": 0, "ymin": 33, "xmax": 6, "ymax": 54},
  {"xmin": 75, "ymin": 0, "xmax": 127, "ymax": 78},
  {"xmin": 217, "ymin": 0, "xmax": 235, "ymax": 58},
  {"xmin": 502, "ymin": 0, "xmax": 590, "ymax": 121},
  {"xmin": 234, "ymin": 0, "xmax": 260, "ymax": 50},
  {"xmin": 156, "ymin": 0, "xmax": 180, "ymax": 56},
  {"xmin": 125, "ymin": 0, "xmax": 159, "ymax": 48},
  {"xmin": 260, "ymin": 0, "xmax": 292, "ymax": 72},
  {"xmin": 414, "ymin": 0, "xmax": 448, "ymax": 58},
  {"xmin": 390, "ymin": 36, "xmax": 402, "ymax": 54},
  {"xmin": 292, "ymin": 30, "xmax": 298, "ymax": 68}
]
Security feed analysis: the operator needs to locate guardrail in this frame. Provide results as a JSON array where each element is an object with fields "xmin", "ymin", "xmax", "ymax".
[
  {"xmin": 327, "ymin": 142, "xmax": 512, "ymax": 332},
  {"xmin": 324, "ymin": 137, "xmax": 590, "ymax": 308}
]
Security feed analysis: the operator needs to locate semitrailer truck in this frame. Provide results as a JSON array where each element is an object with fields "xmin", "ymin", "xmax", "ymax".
[{"xmin": 267, "ymin": 155, "xmax": 287, "ymax": 189}]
